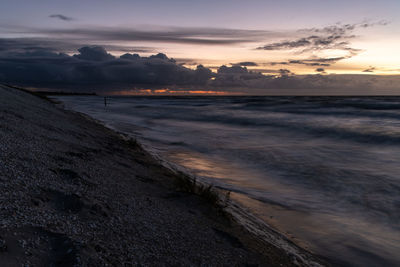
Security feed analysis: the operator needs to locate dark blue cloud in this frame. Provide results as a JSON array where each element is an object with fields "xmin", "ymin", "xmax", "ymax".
[
  {"xmin": 73, "ymin": 46, "xmax": 114, "ymax": 61},
  {"xmin": 0, "ymin": 46, "xmax": 212, "ymax": 90},
  {"xmin": 231, "ymin": 62, "xmax": 259, "ymax": 67},
  {"xmin": 49, "ymin": 14, "xmax": 74, "ymax": 21}
]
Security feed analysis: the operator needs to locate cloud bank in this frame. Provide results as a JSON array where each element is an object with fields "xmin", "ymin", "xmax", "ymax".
[
  {"xmin": 0, "ymin": 45, "xmax": 398, "ymax": 95},
  {"xmin": 211, "ymin": 65, "xmax": 400, "ymax": 94},
  {"xmin": 0, "ymin": 45, "xmax": 213, "ymax": 91}
]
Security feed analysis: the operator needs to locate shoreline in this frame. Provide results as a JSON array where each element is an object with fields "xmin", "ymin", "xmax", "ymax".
[
  {"xmin": 66, "ymin": 104, "xmax": 323, "ymax": 263},
  {"xmin": 77, "ymin": 115, "xmax": 322, "ymax": 265},
  {"xmin": 54, "ymin": 93, "xmax": 327, "ymax": 265},
  {"xmin": 0, "ymin": 84, "xmax": 325, "ymax": 266}
]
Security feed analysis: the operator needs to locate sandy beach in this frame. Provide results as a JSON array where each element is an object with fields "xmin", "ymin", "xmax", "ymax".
[{"xmin": 0, "ymin": 85, "xmax": 323, "ymax": 266}]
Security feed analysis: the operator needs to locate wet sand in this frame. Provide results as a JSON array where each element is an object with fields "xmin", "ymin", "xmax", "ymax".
[{"xmin": 0, "ymin": 85, "xmax": 324, "ymax": 266}]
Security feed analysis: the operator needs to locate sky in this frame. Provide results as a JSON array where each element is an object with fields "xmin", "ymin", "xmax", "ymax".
[{"xmin": 0, "ymin": 0, "xmax": 399, "ymax": 94}]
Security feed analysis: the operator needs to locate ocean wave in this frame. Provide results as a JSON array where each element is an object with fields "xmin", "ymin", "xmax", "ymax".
[{"xmin": 55, "ymin": 95, "xmax": 400, "ymax": 266}]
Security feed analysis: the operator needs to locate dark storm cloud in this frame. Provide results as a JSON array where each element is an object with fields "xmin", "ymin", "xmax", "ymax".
[
  {"xmin": 0, "ymin": 46, "xmax": 213, "ymax": 91},
  {"xmin": 316, "ymin": 68, "xmax": 325, "ymax": 73},
  {"xmin": 173, "ymin": 58, "xmax": 199, "ymax": 66},
  {"xmin": 287, "ymin": 60, "xmax": 330, "ymax": 67},
  {"xmin": 257, "ymin": 38, "xmax": 312, "ymax": 50},
  {"xmin": 304, "ymin": 57, "xmax": 346, "ymax": 63},
  {"xmin": 247, "ymin": 68, "xmax": 283, "ymax": 74},
  {"xmin": 231, "ymin": 62, "xmax": 259, "ymax": 67},
  {"xmin": 278, "ymin": 69, "xmax": 293, "ymax": 76},
  {"xmin": 211, "ymin": 65, "xmax": 264, "ymax": 87},
  {"xmin": 270, "ymin": 57, "xmax": 346, "ymax": 67},
  {"xmin": 49, "ymin": 14, "xmax": 74, "ymax": 21},
  {"xmin": 269, "ymin": 61, "xmax": 289, "ymax": 66},
  {"xmin": 73, "ymin": 46, "xmax": 114, "ymax": 61},
  {"xmin": 363, "ymin": 66, "xmax": 376, "ymax": 73}
]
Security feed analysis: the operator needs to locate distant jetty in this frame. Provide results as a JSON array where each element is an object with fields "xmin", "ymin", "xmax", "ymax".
[
  {"xmin": 35, "ymin": 91, "xmax": 97, "ymax": 96},
  {"xmin": 1, "ymin": 84, "xmax": 97, "ymax": 96}
]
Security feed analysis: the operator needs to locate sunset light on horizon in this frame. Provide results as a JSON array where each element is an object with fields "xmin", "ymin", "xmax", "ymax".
[
  {"xmin": 0, "ymin": 0, "xmax": 399, "ymax": 95},
  {"xmin": 1, "ymin": 1, "xmax": 400, "ymax": 266}
]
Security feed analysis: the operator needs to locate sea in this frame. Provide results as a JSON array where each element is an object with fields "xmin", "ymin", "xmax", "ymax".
[{"xmin": 54, "ymin": 95, "xmax": 400, "ymax": 267}]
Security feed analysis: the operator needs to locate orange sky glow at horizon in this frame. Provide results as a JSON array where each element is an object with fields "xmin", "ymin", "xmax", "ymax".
[{"xmin": 107, "ymin": 89, "xmax": 243, "ymax": 96}]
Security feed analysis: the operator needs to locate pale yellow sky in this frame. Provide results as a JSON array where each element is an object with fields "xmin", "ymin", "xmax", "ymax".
[{"xmin": 104, "ymin": 23, "xmax": 399, "ymax": 76}]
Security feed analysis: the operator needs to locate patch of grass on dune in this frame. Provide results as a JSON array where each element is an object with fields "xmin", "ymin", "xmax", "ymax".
[{"xmin": 174, "ymin": 171, "xmax": 231, "ymax": 208}]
